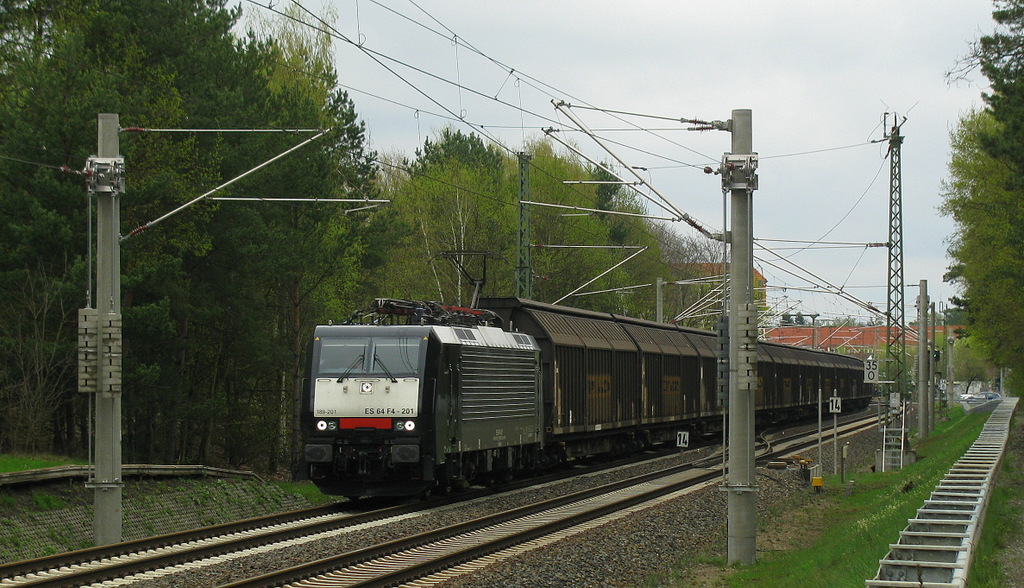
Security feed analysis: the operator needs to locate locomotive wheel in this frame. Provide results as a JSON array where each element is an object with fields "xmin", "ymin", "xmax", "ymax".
[
  {"xmin": 462, "ymin": 455, "xmax": 478, "ymax": 483},
  {"xmin": 435, "ymin": 471, "xmax": 454, "ymax": 496}
]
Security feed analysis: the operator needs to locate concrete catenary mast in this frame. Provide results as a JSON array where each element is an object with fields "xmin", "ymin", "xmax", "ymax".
[
  {"xmin": 722, "ymin": 110, "xmax": 759, "ymax": 565},
  {"xmin": 81, "ymin": 113, "xmax": 125, "ymax": 545}
]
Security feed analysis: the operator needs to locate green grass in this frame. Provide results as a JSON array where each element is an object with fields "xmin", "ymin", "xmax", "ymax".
[
  {"xmin": 272, "ymin": 480, "xmax": 338, "ymax": 506},
  {"xmin": 0, "ymin": 453, "xmax": 85, "ymax": 473},
  {"xmin": 670, "ymin": 408, "xmax": 990, "ymax": 587},
  {"xmin": 30, "ymin": 491, "xmax": 67, "ymax": 510}
]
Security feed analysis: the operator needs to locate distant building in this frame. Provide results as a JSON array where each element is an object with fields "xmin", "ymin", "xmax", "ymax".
[{"xmin": 763, "ymin": 324, "xmax": 958, "ymax": 356}]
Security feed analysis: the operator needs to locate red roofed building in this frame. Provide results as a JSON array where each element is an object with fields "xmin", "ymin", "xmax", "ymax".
[{"xmin": 763, "ymin": 324, "xmax": 958, "ymax": 356}]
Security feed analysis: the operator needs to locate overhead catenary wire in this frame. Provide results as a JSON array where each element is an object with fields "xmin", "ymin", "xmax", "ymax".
[
  {"xmin": 540, "ymin": 125, "xmax": 716, "ymax": 235},
  {"xmin": 760, "ymin": 142, "xmax": 873, "ymax": 159},
  {"xmin": 4, "ymin": 0, "xmax": 736, "ymax": 320},
  {"xmin": 551, "ymin": 100, "xmax": 718, "ymax": 239},
  {"xmin": 754, "ymin": 248, "xmax": 884, "ymax": 317},
  {"xmin": 672, "ymin": 281, "xmax": 728, "ymax": 323},
  {"xmin": 239, "ymin": 0, "xmax": 895, "ymax": 318},
  {"xmin": 757, "ymin": 238, "xmax": 888, "ymax": 246},
  {"xmin": 256, "ymin": 0, "xmax": 720, "ymax": 175},
  {"xmin": 774, "ymin": 157, "xmax": 887, "ymax": 260},
  {"xmin": 573, "ymin": 282, "xmax": 652, "ymax": 297},
  {"xmin": 553, "ymin": 246, "xmax": 649, "ymax": 305},
  {"xmin": 271, "ymin": 2, "xmax": 867, "ymax": 255},
  {"xmin": 120, "ymin": 127, "xmax": 324, "ymax": 133},
  {"xmin": 521, "ymin": 200, "xmax": 679, "ymax": 222},
  {"xmin": 0, "ymin": 153, "xmax": 86, "ymax": 175},
  {"xmin": 532, "ymin": 244, "xmax": 646, "ymax": 249},
  {"xmin": 258, "ymin": 0, "xmax": 564, "ymax": 147},
  {"xmin": 372, "ymin": 154, "xmax": 704, "ymax": 297},
  {"xmin": 766, "ymin": 244, "xmax": 885, "ymax": 251},
  {"xmin": 123, "ymin": 129, "xmax": 330, "ymax": 240},
  {"xmin": 769, "ymin": 284, "xmax": 886, "ymax": 291},
  {"xmin": 262, "ymin": 51, "xmax": 713, "ymax": 275},
  {"xmin": 210, "ymin": 197, "xmax": 390, "ymax": 202},
  {"xmin": 555, "ymin": 103, "xmax": 718, "ymax": 125}
]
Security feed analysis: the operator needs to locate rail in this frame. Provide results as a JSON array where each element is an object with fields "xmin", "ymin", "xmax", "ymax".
[
  {"xmin": 0, "ymin": 413, "xmax": 880, "ymax": 588},
  {"xmin": 224, "ymin": 414, "xmax": 882, "ymax": 588}
]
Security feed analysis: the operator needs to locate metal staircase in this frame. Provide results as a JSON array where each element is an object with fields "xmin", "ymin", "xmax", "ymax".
[{"xmin": 882, "ymin": 407, "xmax": 907, "ymax": 472}]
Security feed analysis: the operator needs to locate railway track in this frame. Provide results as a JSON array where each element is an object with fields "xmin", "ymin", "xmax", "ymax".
[
  {"xmin": 0, "ymin": 411, "xmax": 879, "ymax": 588},
  {"xmin": 225, "ymin": 413, "xmax": 881, "ymax": 588},
  {"xmin": 0, "ymin": 443, "xmax": 694, "ymax": 587},
  {"xmin": 0, "ymin": 502, "xmax": 392, "ymax": 588}
]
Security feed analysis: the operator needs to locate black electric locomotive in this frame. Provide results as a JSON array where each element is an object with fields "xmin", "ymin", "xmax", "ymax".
[
  {"xmin": 300, "ymin": 297, "xmax": 872, "ymax": 497},
  {"xmin": 301, "ymin": 312, "xmax": 543, "ymax": 497}
]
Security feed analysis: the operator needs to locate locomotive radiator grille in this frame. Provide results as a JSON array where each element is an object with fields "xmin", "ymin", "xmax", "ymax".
[{"xmin": 460, "ymin": 347, "xmax": 539, "ymax": 421}]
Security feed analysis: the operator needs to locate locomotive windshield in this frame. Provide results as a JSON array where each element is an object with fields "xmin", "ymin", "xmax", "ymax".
[
  {"xmin": 317, "ymin": 335, "xmax": 424, "ymax": 377},
  {"xmin": 318, "ymin": 337, "xmax": 369, "ymax": 376},
  {"xmin": 371, "ymin": 337, "xmax": 420, "ymax": 375}
]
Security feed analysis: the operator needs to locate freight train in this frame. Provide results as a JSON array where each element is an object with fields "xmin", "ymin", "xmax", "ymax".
[{"xmin": 300, "ymin": 297, "xmax": 872, "ymax": 497}]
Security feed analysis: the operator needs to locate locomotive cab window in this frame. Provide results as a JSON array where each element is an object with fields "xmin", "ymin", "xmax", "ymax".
[
  {"xmin": 317, "ymin": 336, "xmax": 424, "ymax": 377},
  {"xmin": 370, "ymin": 337, "xmax": 422, "ymax": 376},
  {"xmin": 318, "ymin": 337, "xmax": 369, "ymax": 376}
]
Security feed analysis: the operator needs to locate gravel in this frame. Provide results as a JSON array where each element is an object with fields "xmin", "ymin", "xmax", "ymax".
[
  {"xmin": 438, "ymin": 422, "xmax": 884, "ymax": 588},
  {"xmin": 12, "ymin": 407, "xmax": 1021, "ymax": 588},
  {"xmin": 99, "ymin": 418, "xmax": 884, "ymax": 588}
]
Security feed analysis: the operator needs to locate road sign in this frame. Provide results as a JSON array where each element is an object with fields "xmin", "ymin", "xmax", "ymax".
[
  {"xmin": 864, "ymin": 357, "xmax": 879, "ymax": 383},
  {"xmin": 676, "ymin": 430, "xmax": 690, "ymax": 448},
  {"xmin": 829, "ymin": 396, "xmax": 842, "ymax": 414}
]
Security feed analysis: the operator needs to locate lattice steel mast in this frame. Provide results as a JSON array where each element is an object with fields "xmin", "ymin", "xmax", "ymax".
[
  {"xmin": 885, "ymin": 116, "xmax": 906, "ymax": 401},
  {"xmin": 516, "ymin": 152, "xmax": 532, "ymax": 299}
]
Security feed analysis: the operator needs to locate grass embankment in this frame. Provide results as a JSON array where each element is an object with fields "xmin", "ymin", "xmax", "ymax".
[
  {"xmin": 667, "ymin": 408, "xmax": 992, "ymax": 587},
  {"xmin": 0, "ymin": 454, "xmax": 334, "ymax": 506},
  {"xmin": 0, "ymin": 456, "xmax": 335, "ymax": 562},
  {"xmin": 0, "ymin": 454, "xmax": 85, "ymax": 473},
  {"xmin": 269, "ymin": 480, "xmax": 337, "ymax": 506}
]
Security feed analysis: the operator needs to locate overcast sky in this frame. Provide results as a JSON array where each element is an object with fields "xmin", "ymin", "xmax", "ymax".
[{"xmin": 242, "ymin": 0, "xmax": 996, "ymax": 323}]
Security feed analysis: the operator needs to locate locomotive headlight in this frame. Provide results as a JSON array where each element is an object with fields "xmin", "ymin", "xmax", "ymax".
[
  {"xmin": 404, "ymin": 420, "xmax": 416, "ymax": 431},
  {"xmin": 394, "ymin": 419, "xmax": 416, "ymax": 431},
  {"xmin": 328, "ymin": 420, "xmax": 338, "ymax": 431},
  {"xmin": 316, "ymin": 420, "xmax": 328, "ymax": 431}
]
